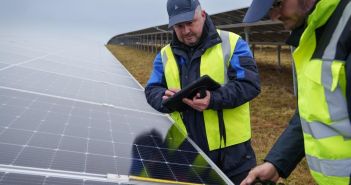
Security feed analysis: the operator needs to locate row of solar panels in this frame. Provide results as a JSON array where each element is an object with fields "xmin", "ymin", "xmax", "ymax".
[
  {"xmin": 111, "ymin": 7, "xmax": 289, "ymax": 46},
  {"xmin": 0, "ymin": 30, "xmax": 232, "ymax": 184}
]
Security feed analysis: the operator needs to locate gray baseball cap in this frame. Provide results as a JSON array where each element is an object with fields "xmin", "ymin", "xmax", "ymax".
[
  {"xmin": 243, "ymin": 0, "xmax": 275, "ymax": 23},
  {"xmin": 167, "ymin": 0, "xmax": 200, "ymax": 28}
]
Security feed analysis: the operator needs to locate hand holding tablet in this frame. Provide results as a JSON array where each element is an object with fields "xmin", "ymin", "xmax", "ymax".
[{"xmin": 162, "ymin": 75, "xmax": 220, "ymax": 111}]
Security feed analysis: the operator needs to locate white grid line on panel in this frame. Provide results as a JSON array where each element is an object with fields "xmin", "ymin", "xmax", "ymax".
[
  {"xmin": 0, "ymin": 140, "xmax": 199, "ymax": 169},
  {"xmin": 0, "ymin": 164, "xmax": 120, "ymax": 184},
  {"xmin": 48, "ymin": 103, "xmax": 77, "ymax": 170},
  {"xmin": 0, "ymin": 53, "xmax": 60, "ymax": 72},
  {"xmin": 0, "ymin": 39, "xmax": 59, "ymax": 54},
  {"xmin": 0, "ymin": 97, "xmax": 39, "ymax": 138},
  {"xmin": 13, "ymin": 65, "xmax": 141, "ymax": 91},
  {"xmin": 10, "ymin": 102, "xmax": 55, "ymax": 166},
  {"xmin": 42, "ymin": 58, "xmax": 131, "ymax": 79},
  {"xmin": 150, "ymin": 136, "xmax": 178, "ymax": 182},
  {"xmin": 84, "ymin": 109, "xmax": 92, "ymax": 173},
  {"xmin": 0, "ymin": 86, "xmax": 164, "ymax": 117}
]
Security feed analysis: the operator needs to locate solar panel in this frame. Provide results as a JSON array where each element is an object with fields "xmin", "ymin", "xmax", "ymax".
[{"xmin": 0, "ymin": 4, "xmax": 233, "ymax": 185}]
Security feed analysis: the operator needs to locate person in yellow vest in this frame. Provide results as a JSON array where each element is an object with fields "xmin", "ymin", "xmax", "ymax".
[
  {"xmin": 144, "ymin": 0, "xmax": 261, "ymax": 184},
  {"xmin": 240, "ymin": 0, "xmax": 351, "ymax": 185}
]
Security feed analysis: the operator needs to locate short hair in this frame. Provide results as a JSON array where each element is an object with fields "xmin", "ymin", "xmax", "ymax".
[{"xmin": 195, "ymin": 5, "xmax": 202, "ymax": 16}]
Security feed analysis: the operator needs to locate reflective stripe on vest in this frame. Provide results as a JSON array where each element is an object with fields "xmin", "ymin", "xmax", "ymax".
[
  {"xmin": 321, "ymin": 60, "xmax": 349, "ymax": 121},
  {"xmin": 220, "ymin": 30, "xmax": 230, "ymax": 83},
  {"xmin": 306, "ymin": 155, "xmax": 351, "ymax": 177},
  {"xmin": 293, "ymin": 0, "xmax": 351, "ymax": 184},
  {"xmin": 301, "ymin": 118, "xmax": 351, "ymax": 139},
  {"xmin": 161, "ymin": 29, "xmax": 251, "ymax": 151}
]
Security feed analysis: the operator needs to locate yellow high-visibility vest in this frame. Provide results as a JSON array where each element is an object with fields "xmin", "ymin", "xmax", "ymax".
[
  {"xmin": 160, "ymin": 30, "xmax": 251, "ymax": 151},
  {"xmin": 293, "ymin": 0, "xmax": 351, "ymax": 184}
]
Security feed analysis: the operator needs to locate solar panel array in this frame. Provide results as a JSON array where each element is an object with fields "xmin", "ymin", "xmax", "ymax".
[
  {"xmin": 111, "ymin": 8, "xmax": 289, "ymax": 47},
  {"xmin": 0, "ymin": 35, "xmax": 232, "ymax": 184}
]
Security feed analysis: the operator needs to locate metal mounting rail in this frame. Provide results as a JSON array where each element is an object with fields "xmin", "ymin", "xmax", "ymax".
[{"xmin": 0, "ymin": 164, "xmax": 130, "ymax": 184}]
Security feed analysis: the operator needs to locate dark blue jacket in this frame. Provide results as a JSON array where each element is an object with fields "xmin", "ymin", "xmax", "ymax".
[
  {"xmin": 265, "ymin": 0, "xmax": 351, "ymax": 178},
  {"xmin": 145, "ymin": 15, "xmax": 260, "ymax": 178}
]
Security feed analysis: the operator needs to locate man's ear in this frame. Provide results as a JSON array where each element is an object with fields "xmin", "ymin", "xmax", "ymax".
[
  {"xmin": 269, "ymin": 7, "xmax": 281, "ymax": 21},
  {"xmin": 201, "ymin": 10, "xmax": 206, "ymax": 18},
  {"xmin": 302, "ymin": 0, "xmax": 316, "ymax": 13}
]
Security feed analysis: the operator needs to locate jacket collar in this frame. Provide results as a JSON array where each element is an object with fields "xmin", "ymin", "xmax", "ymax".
[
  {"xmin": 286, "ymin": 23, "xmax": 306, "ymax": 47},
  {"xmin": 286, "ymin": 0, "xmax": 320, "ymax": 47}
]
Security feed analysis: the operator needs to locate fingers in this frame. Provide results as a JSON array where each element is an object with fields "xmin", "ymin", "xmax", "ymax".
[
  {"xmin": 165, "ymin": 89, "xmax": 210, "ymax": 111},
  {"xmin": 192, "ymin": 98, "xmax": 207, "ymax": 110},
  {"xmin": 163, "ymin": 89, "xmax": 179, "ymax": 100},
  {"xmin": 240, "ymin": 170, "xmax": 259, "ymax": 185},
  {"xmin": 240, "ymin": 162, "xmax": 280, "ymax": 185},
  {"xmin": 192, "ymin": 91, "xmax": 210, "ymax": 110},
  {"xmin": 182, "ymin": 98, "xmax": 201, "ymax": 111},
  {"xmin": 164, "ymin": 90, "xmax": 176, "ymax": 97},
  {"xmin": 182, "ymin": 91, "xmax": 211, "ymax": 111},
  {"xmin": 169, "ymin": 88, "xmax": 179, "ymax": 93},
  {"xmin": 193, "ymin": 91, "xmax": 210, "ymax": 101}
]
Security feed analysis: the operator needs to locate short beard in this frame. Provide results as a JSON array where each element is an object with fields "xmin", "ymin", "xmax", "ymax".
[{"xmin": 186, "ymin": 41, "xmax": 199, "ymax": 47}]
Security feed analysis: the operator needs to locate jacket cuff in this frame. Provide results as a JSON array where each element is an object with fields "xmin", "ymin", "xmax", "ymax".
[
  {"xmin": 264, "ymin": 152, "xmax": 294, "ymax": 178},
  {"xmin": 207, "ymin": 91, "xmax": 215, "ymax": 109}
]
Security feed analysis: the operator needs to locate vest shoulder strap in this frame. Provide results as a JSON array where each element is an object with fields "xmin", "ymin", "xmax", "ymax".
[{"xmin": 217, "ymin": 29, "xmax": 240, "ymax": 66}]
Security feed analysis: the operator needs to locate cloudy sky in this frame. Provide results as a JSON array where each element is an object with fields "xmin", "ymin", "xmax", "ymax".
[{"xmin": 0, "ymin": 0, "xmax": 252, "ymax": 43}]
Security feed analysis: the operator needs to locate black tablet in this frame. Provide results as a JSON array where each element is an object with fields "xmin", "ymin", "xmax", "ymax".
[{"xmin": 162, "ymin": 75, "xmax": 221, "ymax": 111}]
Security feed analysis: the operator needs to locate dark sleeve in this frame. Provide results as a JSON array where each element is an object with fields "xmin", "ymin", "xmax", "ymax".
[
  {"xmin": 208, "ymin": 38, "xmax": 261, "ymax": 110},
  {"xmin": 144, "ymin": 53, "xmax": 172, "ymax": 113},
  {"xmin": 347, "ymin": 53, "xmax": 351, "ymax": 123},
  {"xmin": 264, "ymin": 110, "xmax": 305, "ymax": 178},
  {"xmin": 341, "ymin": 13, "xmax": 351, "ymax": 124}
]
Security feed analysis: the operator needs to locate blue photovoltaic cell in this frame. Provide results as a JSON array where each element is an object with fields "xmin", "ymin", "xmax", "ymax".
[
  {"xmin": 0, "ymin": 84, "xmax": 229, "ymax": 184},
  {"xmin": 0, "ymin": 51, "xmax": 31, "ymax": 65},
  {"xmin": 86, "ymin": 154, "xmax": 117, "ymax": 174},
  {"xmin": 142, "ymin": 161, "xmax": 176, "ymax": 181},
  {"xmin": 0, "ymin": 173, "xmax": 45, "ymax": 185},
  {"xmin": 0, "ymin": 33, "xmax": 231, "ymax": 184},
  {"xmin": 51, "ymin": 150, "xmax": 86, "ymax": 172},
  {"xmin": 160, "ymin": 148, "xmax": 191, "ymax": 164},
  {"xmin": 14, "ymin": 147, "xmax": 55, "ymax": 168},
  {"xmin": 84, "ymin": 181, "xmax": 117, "ymax": 185},
  {"xmin": 0, "ymin": 63, "xmax": 8, "ymax": 69},
  {"xmin": 0, "ymin": 143, "xmax": 22, "ymax": 164},
  {"xmin": 88, "ymin": 139, "xmax": 114, "ymax": 156},
  {"xmin": 0, "ymin": 173, "xmax": 106, "ymax": 185},
  {"xmin": 168, "ymin": 164, "xmax": 204, "ymax": 184},
  {"xmin": 0, "ymin": 71, "xmax": 229, "ymax": 185},
  {"xmin": 44, "ymin": 177, "xmax": 84, "ymax": 185},
  {"xmin": 27, "ymin": 132, "xmax": 61, "ymax": 149},
  {"xmin": 21, "ymin": 59, "xmax": 139, "ymax": 89},
  {"xmin": 0, "ymin": 67, "xmax": 151, "ymax": 111},
  {"xmin": 0, "ymin": 129, "xmax": 33, "ymax": 145},
  {"xmin": 59, "ymin": 136, "xmax": 87, "ymax": 153}
]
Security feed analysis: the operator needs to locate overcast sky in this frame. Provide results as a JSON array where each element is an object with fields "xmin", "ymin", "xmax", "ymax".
[{"xmin": 0, "ymin": 0, "xmax": 252, "ymax": 43}]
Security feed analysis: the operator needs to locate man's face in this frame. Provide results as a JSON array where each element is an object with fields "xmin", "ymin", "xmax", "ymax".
[
  {"xmin": 173, "ymin": 10, "xmax": 206, "ymax": 46},
  {"xmin": 269, "ymin": 0, "xmax": 307, "ymax": 30}
]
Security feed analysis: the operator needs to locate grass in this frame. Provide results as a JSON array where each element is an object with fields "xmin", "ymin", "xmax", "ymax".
[{"xmin": 106, "ymin": 44, "xmax": 315, "ymax": 185}]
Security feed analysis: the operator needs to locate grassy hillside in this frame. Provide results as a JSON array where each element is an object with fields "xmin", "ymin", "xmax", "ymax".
[{"xmin": 107, "ymin": 44, "xmax": 315, "ymax": 185}]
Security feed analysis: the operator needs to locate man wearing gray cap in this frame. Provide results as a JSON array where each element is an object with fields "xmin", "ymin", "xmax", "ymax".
[
  {"xmin": 240, "ymin": 0, "xmax": 351, "ymax": 185},
  {"xmin": 145, "ymin": 0, "xmax": 261, "ymax": 184}
]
